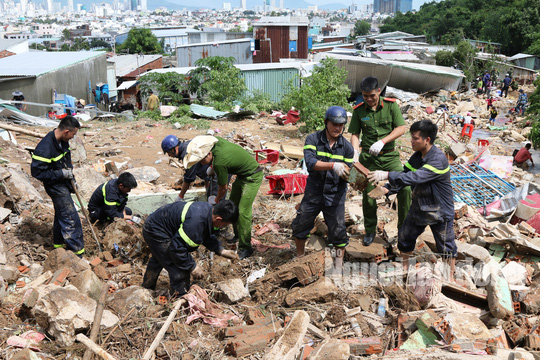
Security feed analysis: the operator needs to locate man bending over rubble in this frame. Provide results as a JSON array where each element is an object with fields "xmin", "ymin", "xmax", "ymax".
[
  {"xmin": 183, "ymin": 135, "xmax": 263, "ymax": 259},
  {"xmin": 141, "ymin": 200, "xmax": 239, "ymax": 297},
  {"xmin": 292, "ymin": 106, "xmax": 354, "ymax": 268},
  {"xmin": 368, "ymin": 120, "xmax": 457, "ymax": 281},
  {"xmin": 88, "ymin": 172, "xmax": 139, "ymax": 224},
  {"xmin": 31, "ymin": 116, "xmax": 85, "ymax": 257}
]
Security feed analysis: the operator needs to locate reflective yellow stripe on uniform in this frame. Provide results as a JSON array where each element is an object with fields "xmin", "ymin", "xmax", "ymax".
[
  {"xmin": 404, "ymin": 162, "xmax": 417, "ymax": 172},
  {"xmin": 422, "ymin": 164, "xmax": 450, "ymax": 174},
  {"xmin": 31, "ymin": 151, "xmax": 68, "ymax": 163},
  {"xmin": 53, "ymin": 244, "xmax": 65, "ymax": 248},
  {"xmin": 75, "ymin": 248, "xmax": 85, "ymax": 255},
  {"xmin": 316, "ymin": 151, "xmax": 354, "ymax": 163},
  {"xmin": 102, "ymin": 181, "xmax": 121, "ymax": 206},
  {"xmin": 178, "ymin": 202, "xmax": 199, "ymax": 248},
  {"xmin": 304, "ymin": 145, "xmax": 317, "ymax": 150}
]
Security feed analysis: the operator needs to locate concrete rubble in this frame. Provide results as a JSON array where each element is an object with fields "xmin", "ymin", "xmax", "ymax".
[{"xmin": 2, "ymin": 83, "xmax": 540, "ymax": 359}]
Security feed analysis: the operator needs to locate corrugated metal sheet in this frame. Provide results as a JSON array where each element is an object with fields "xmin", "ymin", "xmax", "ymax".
[
  {"xmin": 325, "ymin": 53, "xmax": 464, "ymax": 93},
  {"xmin": 0, "ymin": 51, "xmax": 105, "ymax": 76},
  {"xmin": 241, "ymin": 68, "xmax": 300, "ymax": 102},
  {"xmin": 297, "ymin": 26, "xmax": 308, "ymax": 59},
  {"xmin": 176, "ymin": 40, "xmax": 252, "ymax": 67},
  {"xmin": 108, "ymin": 54, "xmax": 162, "ymax": 77}
]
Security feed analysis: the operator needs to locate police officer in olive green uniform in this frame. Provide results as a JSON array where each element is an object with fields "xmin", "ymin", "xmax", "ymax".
[{"xmin": 349, "ymin": 76, "xmax": 411, "ymax": 246}]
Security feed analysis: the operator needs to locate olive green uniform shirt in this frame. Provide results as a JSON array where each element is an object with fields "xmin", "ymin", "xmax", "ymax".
[
  {"xmin": 211, "ymin": 137, "xmax": 259, "ymax": 186},
  {"xmin": 348, "ymin": 97, "xmax": 405, "ymax": 152}
]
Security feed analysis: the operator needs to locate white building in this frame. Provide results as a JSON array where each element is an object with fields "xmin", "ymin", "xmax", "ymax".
[
  {"xmin": 223, "ymin": 2, "xmax": 231, "ymax": 10},
  {"xmin": 140, "ymin": 0, "xmax": 147, "ymax": 11}
]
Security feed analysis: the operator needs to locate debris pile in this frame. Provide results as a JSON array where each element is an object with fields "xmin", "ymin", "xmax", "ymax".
[{"xmin": 1, "ymin": 84, "xmax": 540, "ymax": 359}]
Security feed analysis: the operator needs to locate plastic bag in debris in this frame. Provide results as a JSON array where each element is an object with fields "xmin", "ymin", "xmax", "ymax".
[
  {"xmin": 406, "ymin": 264, "xmax": 442, "ymax": 307},
  {"xmin": 386, "ymin": 86, "xmax": 419, "ymax": 102}
]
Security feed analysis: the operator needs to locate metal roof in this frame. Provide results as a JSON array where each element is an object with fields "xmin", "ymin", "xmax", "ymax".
[
  {"xmin": 372, "ymin": 51, "xmax": 420, "ymax": 61},
  {"xmin": 0, "ymin": 38, "xmax": 27, "ymax": 51},
  {"xmin": 0, "ymin": 51, "xmax": 105, "ymax": 77},
  {"xmin": 151, "ymin": 28, "xmax": 200, "ymax": 37},
  {"xmin": 176, "ymin": 38, "xmax": 251, "ymax": 48},
  {"xmin": 108, "ymin": 54, "xmax": 162, "ymax": 77},
  {"xmin": 116, "ymin": 80, "xmax": 137, "ymax": 90},
  {"xmin": 144, "ymin": 62, "xmax": 305, "ymax": 77},
  {"xmin": 508, "ymin": 53, "xmax": 537, "ymax": 61},
  {"xmin": 255, "ymin": 16, "xmax": 309, "ymax": 26}
]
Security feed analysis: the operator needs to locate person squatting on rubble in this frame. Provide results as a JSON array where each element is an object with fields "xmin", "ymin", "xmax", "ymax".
[
  {"xmin": 514, "ymin": 143, "xmax": 535, "ymax": 168},
  {"xmin": 30, "ymin": 116, "xmax": 85, "ymax": 257},
  {"xmin": 292, "ymin": 106, "xmax": 354, "ymax": 268},
  {"xmin": 87, "ymin": 172, "xmax": 140, "ymax": 224},
  {"xmin": 516, "ymin": 89, "xmax": 528, "ymax": 116},
  {"xmin": 183, "ymin": 135, "xmax": 263, "ymax": 259},
  {"xmin": 141, "ymin": 200, "xmax": 239, "ymax": 297},
  {"xmin": 368, "ymin": 120, "xmax": 457, "ymax": 281},
  {"xmin": 161, "ymin": 135, "xmax": 223, "ymax": 203},
  {"xmin": 349, "ymin": 76, "xmax": 411, "ymax": 246}
]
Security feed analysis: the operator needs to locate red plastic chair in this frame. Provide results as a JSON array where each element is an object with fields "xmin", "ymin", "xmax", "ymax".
[
  {"xmin": 478, "ymin": 139, "xmax": 489, "ymax": 147},
  {"xmin": 461, "ymin": 124, "xmax": 474, "ymax": 139}
]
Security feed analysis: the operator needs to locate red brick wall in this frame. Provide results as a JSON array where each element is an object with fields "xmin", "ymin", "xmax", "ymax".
[{"xmin": 0, "ymin": 50, "xmax": 15, "ymax": 59}]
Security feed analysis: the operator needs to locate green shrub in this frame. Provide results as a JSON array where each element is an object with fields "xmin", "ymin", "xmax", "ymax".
[
  {"xmin": 280, "ymin": 57, "xmax": 351, "ymax": 132},
  {"xmin": 241, "ymin": 90, "xmax": 276, "ymax": 113}
]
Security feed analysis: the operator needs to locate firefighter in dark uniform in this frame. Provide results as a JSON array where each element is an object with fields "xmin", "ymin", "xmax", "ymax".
[
  {"xmin": 161, "ymin": 135, "xmax": 221, "ymax": 202},
  {"xmin": 292, "ymin": 106, "xmax": 354, "ymax": 268},
  {"xmin": 87, "ymin": 172, "xmax": 139, "ymax": 224},
  {"xmin": 141, "ymin": 200, "xmax": 239, "ymax": 296},
  {"xmin": 349, "ymin": 76, "xmax": 411, "ymax": 246},
  {"xmin": 31, "ymin": 116, "xmax": 85, "ymax": 256},
  {"xmin": 369, "ymin": 120, "xmax": 457, "ymax": 281}
]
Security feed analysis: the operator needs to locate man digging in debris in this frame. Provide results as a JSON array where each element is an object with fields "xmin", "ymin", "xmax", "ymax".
[
  {"xmin": 292, "ymin": 106, "xmax": 354, "ymax": 269},
  {"xmin": 183, "ymin": 135, "xmax": 263, "ymax": 259},
  {"xmin": 141, "ymin": 200, "xmax": 239, "ymax": 297},
  {"xmin": 368, "ymin": 120, "xmax": 457, "ymax": 281},
  {"xmin": 349, "ymin": 76, "xmax": 411, "ymax": 246},
  {"xmin": 87, "ymin": 172, "xmax": 140, "ymax": 224},
  {"xmin": 30, "ymin": 116, "xmax": 85, "ymax": 257},
  {"xmin": 161, "ymin": 135, "xmax": 222, "ymax": 203}
]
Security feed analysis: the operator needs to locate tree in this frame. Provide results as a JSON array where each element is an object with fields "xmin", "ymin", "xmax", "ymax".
[
  {"xmin": 187, "ymin": 56, "xmax": 247, "ymax": 111},
  {"xmin": 117, "ymin": 28, "xmax": 162, "ymax": 55},
  {"xmin": 353, "ymin": 20, "xmax": 371, "ymax": 37},
  {"xmin": 280, "ymin": 57, "xmax": 351, "ymax": 132},
  {"xmin": 138, "ymin": 72, "xmax": 189, "ymax": 105},
  {"xmin": 61, "ymin": 28, "xmax": 71, "ymax": 41}
]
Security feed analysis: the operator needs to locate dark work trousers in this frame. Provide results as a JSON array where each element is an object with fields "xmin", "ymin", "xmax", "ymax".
[
  {"xmin": 46, "ymin": 186, "xmax": 84, "ymax": 256},
  {"xmin": 141, "ymin": 228, "xmax": 191, "ymax": 296},
  {"xmin": 398, "ymin": 217, "xmax": 457, "ymax": 258}
]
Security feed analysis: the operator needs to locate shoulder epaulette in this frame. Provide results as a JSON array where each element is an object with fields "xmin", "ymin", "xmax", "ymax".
[
  {"xmin": 383, "ymin": 97, "xmax": 396, "ymax": 102},
  {"xmin": 353, "ymin": 102, "xmax": 364, "ymax": 109}
]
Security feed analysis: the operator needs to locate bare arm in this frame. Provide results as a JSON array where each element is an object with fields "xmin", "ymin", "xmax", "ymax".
[
  {"xmin": 312, "ymin": 161, "xmax": 335, "ymax": 172},
  {"xmin": 179, "ymin": 181, "xmax": 191, "ymax": 198},
  {"xmin": 350, "ymin": 134, "xmax": 360, "ymax": 152},
  {"xmin": 215, "ymin": 185, "xmax": 227, "ymax": 203}
]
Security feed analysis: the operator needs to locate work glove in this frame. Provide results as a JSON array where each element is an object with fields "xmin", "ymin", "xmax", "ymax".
[
  {"xmin": 332, "ymin": 162, "xmax": 349, "ymax": 178},
  {"xmin": 219, "ymin": 249, "xmax": 240, "ymax": 260},
  {"xmin": 175, "ymin": 195, "xmax": 184, "ymax": 202},
  {"xmin": 369, "ymin": 140, "xmax": 385, "ymax": 156},
  {"xmin": 368, "ymin": 170, "xmax": 389, "ymax": 183},
  {"xmin": 206, "ymin": 166, "xmax": 215, "ymax": 177},
  {"xmin": 191, "ymin": 264, "xmax": 204, "ymax": 279},
  {"xmin": 62, "ymin": 168, "xmax": 74, "ymax": 180},
  {"xmin": 353, "ymin": 149, "xmax": 359, "ymax": 163},
  {"xmin": 131, "ymin": 216, "xmax": 141, "ymax": 224},
  {"xmin": 207, "ymin": 196, "xmax": 217, "ymax": 205}
]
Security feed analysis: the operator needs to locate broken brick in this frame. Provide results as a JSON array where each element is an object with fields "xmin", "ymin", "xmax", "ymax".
[
  {"xmin": 522, "ymin": 293, "xmax": 540, "ymax": 314},
  {"xmin": 342, "ymin": 337, "xmax": 383, "ymax": 355},
  {"xmin": 89, "ymin": 257, "xmax": 102, "ymax": 267},
  {"xmin": 17, "ymin": 265, "xmax": 29, "ymax": 274},
  {"xmin": 225, "ymin": 323, "xmax": 278, "ymax": 357},
  {"xmin": 93, "ymin": 265, "xmax": 109, "ymax": 280},
  {"xmin": 101, "ymin": 251, "xmax": 113, "ymax": 261},
  {"xmin": 107, "ymin": 259, "xmax": 124, "ymax": 267},
  {"xmin": 16, "ymin": 281, "xmax": 26, "ymax": 288},
  {"xmin": 46, "ymin": 268, "xmax": 70, "ymax": 286},
  {"xmin": 502, "ymin": 317, "xmax": 532, "ymax": 344}
]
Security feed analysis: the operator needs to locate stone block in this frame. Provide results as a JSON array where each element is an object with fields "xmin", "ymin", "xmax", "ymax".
[
  {"xmin": 10, "ymin": 348, "xmax": 40, "ymax": 360},
  {"xmin": 457, "ymin": 242, "xmax": 492, "ymax": 263},
  {"xmin": 46, "ymin": 268, "xmax": 70, "ymax": 286},
  {"xmin": 33, "ymin": 285, "xmax": 118, "ymax": 346},
  {"xmin": 107, "ymin": 285, "xmax": 153, "ymax": 314},
  {"xmin": 0, "ymin": 265, "xmax": 20, "ymax": 283},
  {"xmin": 225, "ymin": 323, "xmax": 278, "ymax": 357},
  {"xmin": 345, "ymin": 240, "xmax": 386, "ymax": 262},
  {"xmin": 522, "ymin": 293, "xmax": 540, "ymax": 314},
  {"xmin": 42, "ymin": 248, "xmax": 90, "ymax": 274},
  {"xmin": 93, "ymin": 265, "xmax": 109, "ymax": 280},
  {"xmin": 486, "ymin": 261, "xmax": 515, "ymax": 319},
  {"xmin": 285, "ymin": 278, "xmax": 339, "ymax": 307},
  {"xmin": 70, "ymin": 269, "xmax": 104, "ymax": 302},
  {"xmin": 21, "ymin": 288, "xmax": 40, "ymax": 308},
  {"xmin": 129, "ymin": 166, "xmax": 160, "ymax": 183},
  {"xmin": 308, "ymin": 339, "xmax": 350, "ymax": 360},
  {"xmin": 216, "ymin": 278, "xmax": 249, "ymax": 304}
]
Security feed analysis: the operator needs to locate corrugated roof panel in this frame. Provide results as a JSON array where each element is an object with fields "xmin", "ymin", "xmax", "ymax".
[
  {"xmin": 108, "ymin": 54, "xmax": 162, "ymax": 77},
  {"xmin": 0, "ymin": 51, "xmax": 105, "ymax": 77},
  {"xmin": 242, "ymin": 68, "xmax": 299, "ymax": 102}
]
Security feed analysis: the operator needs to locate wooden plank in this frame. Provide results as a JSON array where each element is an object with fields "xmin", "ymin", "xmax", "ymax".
[{"xmin": 280, "ymin": 144, "xmax": 303, "ymax": 159}]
